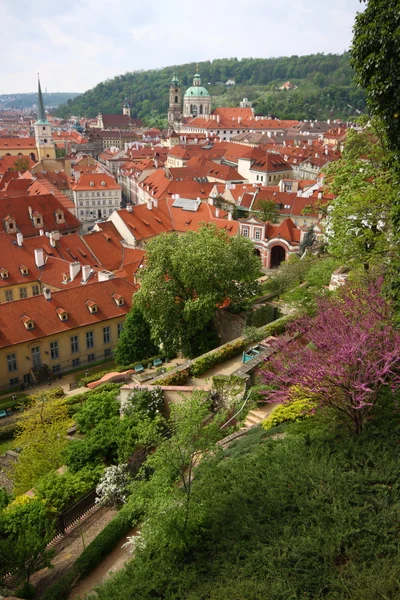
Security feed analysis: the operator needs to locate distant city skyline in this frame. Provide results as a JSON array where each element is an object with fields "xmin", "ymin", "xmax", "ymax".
[{"xmin": 1, "ymin": 0, "xmax": 365, "ymax": 94}]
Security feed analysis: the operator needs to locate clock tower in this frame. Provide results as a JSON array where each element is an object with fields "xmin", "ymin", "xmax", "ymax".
[
  {"xmin": 34, "ymin": 77, "xmax": 56, "ymax": 161},
  {"xmin": 168, "ymin": 72, "xmax": 182, "ymax": 128}
]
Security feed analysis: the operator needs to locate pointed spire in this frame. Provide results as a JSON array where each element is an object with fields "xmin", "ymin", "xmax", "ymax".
[{"xmin": 36, "ymin": 75, "xmax": 49, "ymax": 124}]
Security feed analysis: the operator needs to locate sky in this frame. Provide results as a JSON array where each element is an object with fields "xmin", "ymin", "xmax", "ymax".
[{"xmin": 1, "ymin": 0, "xmax": 365, "ymax": 94}]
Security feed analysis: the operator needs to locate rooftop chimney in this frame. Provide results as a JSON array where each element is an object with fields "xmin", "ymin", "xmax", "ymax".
[
  {"xmin": 126, "ymin": 204, "xmax": 133, "ymax": 212},
  {"xmin": 153, "ymin": 198, "xmax": 158, "ymax": 209},
  {"xmin": 34, "ymin": 248, "xmax": 45, "ymax": 268},
  {"xmin": 17, "ymin": 233, "xmax": 23, "ymax": 247},
  {"xmin": 228, "ymin": 211, "xmax": 233, "ymax": 221},
  {"xmin": 147, "ymin": 199, "xmax": 153, "ymax": 210},
  {"xmin": 81, "ymin": 265, "xmax": 91, "ymax": 282},
  {"xmin": 39, "ymin": 229, "xmax": 44, "ymax": 236},
  {"xmin": 69, "ymin": 261, "xmax": 81, "ymax": 281},
  {"xmin": 215, "ymin": 207, "xmax": 220, "ymax": 218}
]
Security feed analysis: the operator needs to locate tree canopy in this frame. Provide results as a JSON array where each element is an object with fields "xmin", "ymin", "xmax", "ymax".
[
  {"xmin": 114, "ymin": 307, "xmax": 158, "ymax": 366},
  {"xmin": 134, "ymin": 224, "xmax": 261, "ymax": 358}
]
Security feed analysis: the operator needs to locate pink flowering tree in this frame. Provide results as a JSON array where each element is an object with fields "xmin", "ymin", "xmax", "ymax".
[{"xmin": 262, "ymin": 278, "xmax": 400, "ymax": 434}]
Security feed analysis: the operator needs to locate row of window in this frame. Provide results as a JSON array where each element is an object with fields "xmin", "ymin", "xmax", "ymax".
[
  {"xmin": 78, "ymin": 198, "xmax": 120, "ymax": 207},
  {"xmin": 78, "ymin": 191, "xmax": 120, "ymax": 198},
  {"xmin": 255, "ymin": 174, "xmax": 282, "ymax": 183},
  {"xmin": 79, "ymin": 208, "xmax": 115, "ymax": 219},
  {"xmin": 6, "ymin": 324, "xmax": 123, "ymax": 372},
  {"xmin": 242, "ymin": 227, "xmax": 262, "ymax": 241},
  {"xmin": 8, "ymin": 350, "xmax": 114, "ymax": 387},
  {"xmin": 5, "ymin": 285, "xmax": 40, "ymax": 302}
]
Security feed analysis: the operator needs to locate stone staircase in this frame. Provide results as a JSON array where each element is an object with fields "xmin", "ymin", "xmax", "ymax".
[{"xmin": 244, "ymin": 404, "xmax": 275, "ymax": 429}]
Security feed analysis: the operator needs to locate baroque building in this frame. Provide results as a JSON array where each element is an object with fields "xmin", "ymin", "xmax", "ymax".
[{"xmin": 168, "ymin": 69, "xmax": 211, "ymax": 127}]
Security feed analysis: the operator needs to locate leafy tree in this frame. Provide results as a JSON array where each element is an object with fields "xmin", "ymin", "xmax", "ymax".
[
  {"xmin": 11, "ymin": 157, "xmax": 30, "ymax": 172},
  {"xmin": 323, "ymin": 123, "xmax": 395, "ymax": 270},
  {"xmin": 299, "ymin": 225, "xmax": 316, "ymax": 254},
  {"xmin": 262, "ymin": 277, "xmax": 400, "ymax": 434},
  {"xmin": 128, "ymin": 393, "xmax": 224, "ymax": 550},
  {"xmin": 252, "ymin": 199, "xmax": 279, "ymax": 223},
  {"xmin": 115, "ymin": 307, "xmax": 158, "ymax": 366},
  {"xmin": 11, "ymin": 393, "xmax": 70, "ymax": 495},
  {"xmin": 36, "ymin": 466, "xmax": 103, "ymax": 512},
  {"xmin": 135, "ymin": 224, "xmax": 261, "ymax": 357},
  {"xmin": 351, "ymin": 0, "xmax": 400, "ymax": 158},
  {"xmin": 0, "ymin": 497, "xmax": 54, "ymax": 585},
  {"xmin": 96, "ymin": 464, "xmax": 131, "ymax": 508}
]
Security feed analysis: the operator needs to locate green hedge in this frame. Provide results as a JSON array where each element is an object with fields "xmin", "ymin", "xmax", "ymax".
[
  {"xmin": 40, "ymin": 502, "xmax": 141, "ymax": 600},
  {"xmin": 250, "ymin": 314, "xmax": 294, "ymax": 342},
  {"xmin": 152, "ymin": 368, "xmax": 190, "ymax": 386},
  {"xmin": 78, "ymin": 354, "xmax": 171, "ymax": 386},
  {"xmin": 0, "ymin": 423, "xmax": 18, "ymax": 441}
]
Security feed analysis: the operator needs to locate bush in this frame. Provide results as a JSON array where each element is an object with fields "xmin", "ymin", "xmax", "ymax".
[
  {"xmin": 262, "ymin": 398, "xmax": 317, "ymax": 430},
  {"xmin": 39, "ymin": 570, "xmax": 76, "ymax": 600},
  {"xmin": 36, "ymin": 466, "xmax": 104, "ymax": 512},
  {"xmin": 152, "ymin": 368, "xmax": 190, "ymax": 386},
  {"xmin": 15, "ymin": 581, "xmax": 35, "ymax": 599},
  {"xmin": 75, "ymin": 502, "xmax": 141, "ymax": 578},
  {"xmin": 190, "ymin": 339, "xmax": 247, "ymax": 378},
  {"xmin": 247, "ymin": 304, "xmax": 278, "ymax": 328},
  {"xmin": 0, "ymin": 423, "xmax": 17, "ymax": 441},
  {"xmin": 78, "ymin": 355, "xmax": 167, "ymax": 386}
]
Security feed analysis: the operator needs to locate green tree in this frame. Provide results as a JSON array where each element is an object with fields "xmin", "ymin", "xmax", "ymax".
[
  {"xmin": 135, "ymin": 224, "xmax": 261, "ymax": 357},
  {"xmin": 11, "ymin": 157, "xmax": 30, "ymax": 172},
  {"xmin": 115, "ymin": 307, "xmax": 158, "ymax": 366},
  {"xmin": 323, "ymin": 123, "xmax": 395, "ymax": 270},
  {"xmin": 252, "ymin": 199, "xmax": 279, "ymax": 223},
  {"xmin": 0, "ymin": 497, "xmax": 54, "ymax": 585},
  {"xmin": 11, "ymin": 393, "xmax": 70, "ymax": 495}
]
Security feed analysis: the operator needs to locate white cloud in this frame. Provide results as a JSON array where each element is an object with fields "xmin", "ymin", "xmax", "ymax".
[{"xmin": 0, "ymin": 0, "xmax": 364, "ymax": 93}]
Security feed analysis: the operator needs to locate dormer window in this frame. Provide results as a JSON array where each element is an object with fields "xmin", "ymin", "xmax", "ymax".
[
  {"xmin": 19, "ymin": 264, "xmax": 29, "ymax": 276},
  {"xmin": 0, "ymin": 268, "xmax": 8, "ymax": 279},
  {"xmin": 112, "ymin": 293, "xmax": 124, "ymax": 306},
  {"xmin": 4, "ymin": 215, "xmax": 16, "ymax": 233},
  {"xmin": 101, "ymin": 181, "xmax": 106, "ymax": 186},
  {"xmin": 56, "ymin": 308, "xmax": 69, "ymax": 321},
  {"xmin": 55, "ymin": 210, "xmax": 64, "ymax": 224},
  {"xmin": 21, "ymin": 315, "xmax": 34, "ymax": 330},
  {"xmin": 32, "ymin": 212, "xmax": 43, "ymax": 228},
  {"xmin": 62, "ymin": 273, "xmax": 69, "ymax": 283},
  {"xmin": 86, "ymin": 300, "xmax": 98, "ymax": 314},
  {"xmin": 90, "ymin": 181, "xmax": 94, "ymax": 186}
]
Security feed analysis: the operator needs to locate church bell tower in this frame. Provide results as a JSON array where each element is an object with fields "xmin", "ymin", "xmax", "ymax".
[
  {"xmin": 168, "ymin": 72, "xmax": 182, "ymax": 127},
  {"xmin": 34, "ymin": 77, "xmax": 56, "ymax": 160}
]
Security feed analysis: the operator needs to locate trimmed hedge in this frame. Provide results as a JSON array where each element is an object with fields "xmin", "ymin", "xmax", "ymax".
[
  {"xmin": 40, "ymin": 502, "xmax": 141, "ymax": 600},
  {"xmin": 152, "ymin": 368, "xmax": 190, "ymax": 386},
  {"xmin": 78, "ymin": 354, "xmax": 172, "ymax": 386},
  {"xmin": 0, "ymin": 423, "xmax": 18, "ymax": 441}
]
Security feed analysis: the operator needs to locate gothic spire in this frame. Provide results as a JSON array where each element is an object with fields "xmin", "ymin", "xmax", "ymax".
[{"xmin": 36, "ymin": 75, "xmax": 49, "ymax": 123}]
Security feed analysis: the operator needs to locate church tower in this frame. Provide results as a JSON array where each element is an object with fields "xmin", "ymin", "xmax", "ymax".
[
  {"xmin": 123, "ymin": 98, "xmax": 131, "ymax": 117},
  {"xmin": 34, "ymin": 77, "xmax": 56, "ymax": 160},
  {"xmin": 168, "ymin": 72, "xmax": 182, "ymax": 127}
]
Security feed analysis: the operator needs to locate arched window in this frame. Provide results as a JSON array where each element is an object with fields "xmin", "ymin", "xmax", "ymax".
[
  {"xmin": 174, "ymin": 95, "xmax": 178, "ymax": 104},
  {"xmin": 190, "ymin": 104, "xmax": 194, "ymax": 114},
  {"xmin": 199, "ymin": 104, "xmax": 203, "ymax": 115}
]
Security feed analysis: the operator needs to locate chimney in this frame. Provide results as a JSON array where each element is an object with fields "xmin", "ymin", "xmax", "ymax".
[
  {"xmin": 126, "ymin": 204, "xmax": 133, "ymax": 212},
  {"xmin": 43, "ymin": 287, "xmax": 51, "ymax": 300},
  {"xmin": 50, "ymin": 235, "xmax": 56, "ymax": 248},
  {"xmin": 81, "ymin": 265, "xmax": 91, "ymax": 282},
  {"xmin": 147, "ymin": 199, "xmax": 153, "ymax": 210},
  {"xmin": 215, "ymin": 207, "xmax": 220, "ymax": 218},
  {"xmin": 39, "ymin": 229, "xmax": 44, "ymax": 236},
  {"xmin": 297, "ymin": 190, "xmax": 303, "ymax": 197},
  {"xmin": 69, "ymin": 261, "xmax": 81, "ymax": 281},
  {"xmin": 153, "ymin": 198, "xmax": 158, "ymax": 209},
  {"xmin": 17, "ymin": 233, "xmax": 23, "ymax": 247},
  {"xmin": 34, "ymin": 248, "xmax": 45, "ymax": 268},
  {"xmin": 228, "ymin": 211, "xmax": 233, "ymax": 221},
  {"xmin": 216, "ymin": 115, "xmax": 220, "ymax": 123}
]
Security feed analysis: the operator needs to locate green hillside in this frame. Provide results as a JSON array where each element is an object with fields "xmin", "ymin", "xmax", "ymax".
[
  {"xmin": 57, "ymin": 53, "xmax": 365, "ymax": 126},
  {"xmin": 0, "ymin": 92, "xmax": 80, "ymax": 110}
]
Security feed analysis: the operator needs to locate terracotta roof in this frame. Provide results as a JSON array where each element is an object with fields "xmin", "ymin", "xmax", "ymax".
[
  {"xmin": 0, "ymin": 137, "xmax": 36, "ymax": 151},
  {"xmin": 0, "ymin": 155, "xmax": 35, "ymax": 175},
  {"xmin": 82, "ymin": 229, "xmax": 145, "ymax": 272},
  {"xmin": 0, "ymin": 278, "xmax": 135, "ymax": 349},
  {"xmin": 73, "ymin": 173, "xmax": 121, "ymax": 191}
]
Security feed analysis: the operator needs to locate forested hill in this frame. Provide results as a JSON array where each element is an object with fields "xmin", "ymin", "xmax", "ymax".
[
  {"xmin": 0, "ymin": 92, "xmax": 80, "ymax": 110},
  {"xmin": 57, "ymin": 53, "xmax": 365, "ymax": 126}
]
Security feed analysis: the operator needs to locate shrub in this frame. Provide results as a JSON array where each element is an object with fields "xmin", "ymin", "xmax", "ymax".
[
  {"xmin": 262, "ymin": 398, "xmax": 317, "ymax": 430},
  {"xmin": 122, "ymin": 387, "xmax": 164, "ymax": 418},
  {"xmin": 0, "ymin": 423, "xmax": 17, "ymax": 441},
  {"xmin": 39, "ymin": 570, "xmax": 76, "ymax": 600},
  {"xmin": 152, "ymin": 368, "xmax": 190, "ymax": 386},
  {"xmin": 75, "ymin": 502, "xmax": 141, "ymax": 578},
  {"xmin": 36, "ymin": 466, "xmax": 104, "ymax": 512},
  {"xmin": 190, "ymin": 339, "xmax": 246, "ymax": 378}
]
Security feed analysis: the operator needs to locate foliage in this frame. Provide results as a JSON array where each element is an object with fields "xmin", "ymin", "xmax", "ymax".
[
  {"xmin": 0, "ymin": 423, "xmax": 17, "ymax": 441},
  {"xmin": 324, "ymin": 123, "xmax": 395, "ymax": 270},
  {"xmin": 94, "ymin": 399, "xmax": 400, "ymax": 600},
  {"xmin": 190, "ymin": 339, "xmax": 247, "ymax": 377},
  {"xmin": 299, "ymin": 224, "xmax": 316, "ymax": 254},
  {"xmin": 36, "ymin": 466, "xmax": 104, "ymax": 512},
  {"xmin": 57, "ymin": 54, "xmax": 364, "ymax": 124},
  {"xmin": 0, "ymin": 497, "xmax": 54, "ymax": 584},
  {"xmin": 262, "ymin": 277, "xmax": 400, "ymax": 434},
  {"xmin": 134, "ymin": 224, "xmax": 261, "ymax": 358},
  {"xmin": 152, "ymin": 368, "xmax": 190, "ymax": 386},
  {"xmin": 115, "ymin": 307, "xmax": 158, "ymax": 366},
  {"xmin": 262, "ymin": 397, "xmax": 317, "ymax": 430},
  {"xmin": 263, "ymin": 254, "xmax": 312, "ymax": 298},
  {"xmin": 11, "ymin": 393, "xmax": 70, "ymax": 495},
  {"xmin": 251, "ymin": 199, "xmax": 279, "ymax": 223},
  {"xmin": 351, "ymin": 1, "xmax": 400, "ymax": 157},
  {"xmin": 246, "ymin": 303, "xmax": 277, "ymax": 327},
  {"xmin": 74, "ymin": 389, "xmax": 120, "ymax": 433},
  {"xmin": 96, "ymin": 464, "xmax": 131, "ymax": 508},
  {"xmin": 122, "ymin": 387, "xmax": 164, "ymax": 419},
  {"xmin": 64, "ymin": 418, "xmax": 121, "ymax": 472},
  {"xmin": 127, "ymin": 393, "xmax": 225, "ymax": 551},
  {"xmin": 11, "ymin": 157, "xmax": 30, "ymax": 173}
]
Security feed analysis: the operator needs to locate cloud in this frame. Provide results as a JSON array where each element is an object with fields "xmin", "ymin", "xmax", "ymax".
[{"xmin": 0, "ymin": 0, "xmax": 364, "ymax": 93}]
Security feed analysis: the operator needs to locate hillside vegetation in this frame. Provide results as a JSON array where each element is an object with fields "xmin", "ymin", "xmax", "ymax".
[
  {"xmin": 0, "ymin": 92, "xmax": 80, "ymax": 110},
  {"xmin": 57, "ymin": 53, "xmax": 365, "ymax": 125}
]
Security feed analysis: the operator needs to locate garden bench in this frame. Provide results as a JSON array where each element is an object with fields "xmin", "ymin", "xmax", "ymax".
[
  {"xmin": 153, "ymin": 358, "xmax": 163, "ymax": 367},
  {"xmin": 0, "ymin": 410, "xmax": 7, "ymax": 418},
  {"xmin": 134, "ymin": 364, "xmax": 145, "ymax": 373}
]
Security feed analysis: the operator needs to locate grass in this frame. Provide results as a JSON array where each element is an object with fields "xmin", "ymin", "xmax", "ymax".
[
  {"xmin": 0, "ymin": 438, "xmax": 16, "ymax": 454},
  {"xmin": 73, "ymin": 360, "xmax": 116, "ymax": 383}
]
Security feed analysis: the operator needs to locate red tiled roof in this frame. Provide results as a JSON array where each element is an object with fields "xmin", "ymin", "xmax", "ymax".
[
  {"xmin": 0, "ymin": 279, "xmax": 136, "ymax": 349},
  {"xmin": 82, "ymin": 229, "xmax": 145, "ymax": 272},
  {"xmin": 0, "ymin": 137, "xmax": 36, "ymax": 151},
  {"xmin": 73, "ymin": 173, "xmax": 121, "ymax": 191}
]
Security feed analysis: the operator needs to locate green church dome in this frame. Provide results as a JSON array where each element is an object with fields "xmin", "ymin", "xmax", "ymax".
[{"xmin": 184, "ymin": 86, "xmax": 210, "ymax": 97}]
